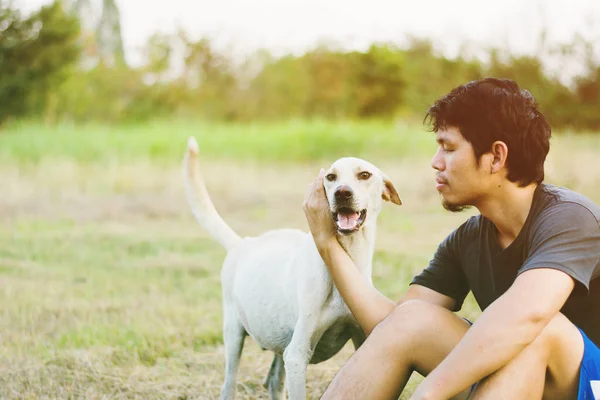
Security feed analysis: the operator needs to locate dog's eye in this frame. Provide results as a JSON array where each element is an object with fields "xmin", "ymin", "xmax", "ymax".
[
  {"xmin": 358, "ymin": 171, "xmax": 371, "ymax": 180},
  {"xmin": 326, "ymin": 173, "xmax": 337, "ymax": 182}
]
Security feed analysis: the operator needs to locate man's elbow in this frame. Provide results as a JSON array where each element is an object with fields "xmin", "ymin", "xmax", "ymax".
[{"xmin": 518, "ymin": 306, "xmax": 558, "ymax": 342}]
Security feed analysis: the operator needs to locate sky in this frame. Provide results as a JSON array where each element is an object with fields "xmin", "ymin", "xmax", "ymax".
[{"xmin": 15, "ymin": 0, "xmax": 600, "ymax": 82}]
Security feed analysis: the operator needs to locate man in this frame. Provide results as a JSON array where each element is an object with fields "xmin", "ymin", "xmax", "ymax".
[{"xmin": 303, "ymin": 78, "xmax": 600, "ymax": 399}]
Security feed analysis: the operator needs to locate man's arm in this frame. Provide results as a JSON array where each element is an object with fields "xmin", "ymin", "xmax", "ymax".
[
  {"xmin": 303, "ymin": 170, "xmax": 456, "ymax": 335},
  {"xmin": 320, "ymin": 240, "xmax": 456, "ymax": 335},
  {"xmin": 412, "ymin": 267, "xmax": 575, "ymax": 400},
  {"xmin": 316, "ymin": 239, "xmax": 395, "ymax": 335},
  {"xmin": 399, "ymin": 283, "xmax": 457, "ymax": 310}
]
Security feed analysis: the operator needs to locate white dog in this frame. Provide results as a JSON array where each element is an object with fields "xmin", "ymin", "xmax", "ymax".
[{"xmin": 182, "ymin": 137, "xmax": 401, "ymax": 399}]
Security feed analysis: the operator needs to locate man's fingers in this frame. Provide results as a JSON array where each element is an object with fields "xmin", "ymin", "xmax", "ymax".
[
  {"xmin": 304, "ymin": 168, "xmax": 326, "ymax": 205},
  {"xmin": 307, "ymin": 169, "xmax": 323, "ymax": 191},
  {"xmin": 313, "ymin": 168, "xmax": 325, "ymax": 192}
]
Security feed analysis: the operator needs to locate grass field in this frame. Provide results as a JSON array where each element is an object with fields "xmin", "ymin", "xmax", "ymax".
[{"xmin": 1, "ymin": 120, "xmax": 599, "ymax": 399}]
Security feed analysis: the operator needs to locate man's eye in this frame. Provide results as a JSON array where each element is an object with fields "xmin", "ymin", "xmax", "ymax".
[
  {"xmin": 326, "ymin": 174, "xmax": 337, "ymax": 181},
  {"xmin": 358, "ymin": 171, "xmax": 371, "ymax": 180}
]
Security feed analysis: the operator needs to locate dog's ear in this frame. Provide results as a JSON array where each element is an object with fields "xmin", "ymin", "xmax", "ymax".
[{"xmin": 381, "ymin": 175, "xmax": 402, "ymax": 205}]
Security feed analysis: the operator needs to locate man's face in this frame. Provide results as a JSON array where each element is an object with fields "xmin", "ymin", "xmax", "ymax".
[{"xmin": 431, "ymin": 126, "xmax": 492, "ymax": 212}]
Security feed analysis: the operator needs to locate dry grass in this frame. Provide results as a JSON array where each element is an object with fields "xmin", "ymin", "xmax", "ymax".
[{"xmin": 1, "ymin": 131, "xmax": 599, "ymax": 399}]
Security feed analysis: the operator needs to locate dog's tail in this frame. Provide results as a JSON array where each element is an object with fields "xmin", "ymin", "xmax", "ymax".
[{"xmin": 182, "ymin": 137, "xmax": 242, "ymax": 251}]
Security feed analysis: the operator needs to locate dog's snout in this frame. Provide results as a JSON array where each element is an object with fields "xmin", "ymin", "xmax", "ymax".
[{"xmin": 334, "ymin": 185, "xmax": 353, "ymax": 200}]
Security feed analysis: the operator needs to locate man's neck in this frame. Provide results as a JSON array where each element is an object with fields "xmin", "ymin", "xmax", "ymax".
[{"xmin": 477, "ymin": 182, "xmax": 539, "ymax": 249}]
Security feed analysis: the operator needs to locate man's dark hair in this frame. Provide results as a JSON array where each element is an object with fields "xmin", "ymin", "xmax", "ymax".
[{"xmin": 425, "ymin": 78, "xmax": 551, "ymax": 187}]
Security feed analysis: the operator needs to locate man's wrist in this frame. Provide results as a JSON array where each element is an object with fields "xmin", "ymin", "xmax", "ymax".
[
  {"xmin": 411, "ymin": 383, "xmax": 437, "ymax": 400},
  {"xmin": 315, "ymin": 235, "xmax": 341, "ymax": 263},
  {"xmin": 412, "ymin": 375, "xmax": 449, "ymax": 400}
]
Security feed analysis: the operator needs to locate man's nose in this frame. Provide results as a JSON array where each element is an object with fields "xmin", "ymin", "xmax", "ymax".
[{"xmin": 431, "ymin": 147, "xmax": 445, "ymax": 171}]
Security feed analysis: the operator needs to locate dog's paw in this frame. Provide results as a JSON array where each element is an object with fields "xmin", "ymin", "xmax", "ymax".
[{"xmin": 187, "ymin": 136, "xmax": 199, "ymax": 154}]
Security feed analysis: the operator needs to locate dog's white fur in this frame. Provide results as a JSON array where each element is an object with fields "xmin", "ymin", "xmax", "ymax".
[{"xmin": 182, "ymin": 137, "xmax": 401, "ymax": 399}]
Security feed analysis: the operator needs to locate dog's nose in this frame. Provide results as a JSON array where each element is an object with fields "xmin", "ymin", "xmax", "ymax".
[{"xmin": 334, "ymin": 185, "xmax": 353, "ymax": 200}]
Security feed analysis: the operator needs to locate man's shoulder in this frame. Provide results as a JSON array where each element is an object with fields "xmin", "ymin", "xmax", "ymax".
[
  {"xmin": 452, "ymin": 214, "xmax": 485, "ymax": 240},
  {"xmin": 538, "ymin": 184, "xmax": 600, "ymax": 223}
]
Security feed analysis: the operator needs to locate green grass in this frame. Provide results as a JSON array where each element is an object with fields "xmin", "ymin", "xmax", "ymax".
[
  {"xmin": 2, "ymin": 118, "xmax": 599, "ymax": 166},
  {"xmin": 0, "ymin": 119, "xmax": 436, "ymax": 164},
  {"xmin": 1, "ymin": 119, "xmax": 599, "ymax": 398}
]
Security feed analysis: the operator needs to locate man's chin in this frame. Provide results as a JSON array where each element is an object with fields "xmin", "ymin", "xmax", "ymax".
[{"xmin": 442, "ymin": 200, "xmax": 471, "ymax": 213}]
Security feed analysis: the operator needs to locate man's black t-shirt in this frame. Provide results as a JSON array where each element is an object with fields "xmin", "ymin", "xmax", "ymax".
[{"xmin": 411, "ymin": 183, "xmax": 600, "ymax": 345}]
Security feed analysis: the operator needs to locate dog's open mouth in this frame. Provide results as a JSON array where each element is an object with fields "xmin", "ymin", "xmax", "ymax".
[{"xmin": 333, "ymin": 208, "xmax": 367, "ymax": 234}]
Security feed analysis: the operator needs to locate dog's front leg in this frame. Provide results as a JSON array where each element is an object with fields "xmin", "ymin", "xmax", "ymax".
[
  {"xmin": 283, "ymin": 316, "xmax": 321, "ymax": 400},
  {"xmin": 351, "ymin": 327, "xmax": 366, "ymax": 350}
]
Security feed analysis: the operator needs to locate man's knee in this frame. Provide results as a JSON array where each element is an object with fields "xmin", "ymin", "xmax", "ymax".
[
  {"xmin": 371, "ymin": 300, "xmax": 470, "ymax": 377},
  {"xmin": 532, "ymin": 313, "xmax": 577, "ymax": 351},
  {"xmin": 531, "ymin": 313, "xmax": 584, "ymax": 376},
  {"xmin": 373, "ymin": 300, "xmax": 456, "ymax": 343}
]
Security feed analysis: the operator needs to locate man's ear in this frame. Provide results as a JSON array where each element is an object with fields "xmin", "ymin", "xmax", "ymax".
[
  {"xmin": 382, "ymin": 175, "xmax": 402, "ymax": 205},
  {"xmin": 490, "ymin": 141, "xmax": 508, "ymax": 174}
]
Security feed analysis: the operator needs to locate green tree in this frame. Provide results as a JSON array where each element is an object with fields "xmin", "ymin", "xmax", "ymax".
[
  {"xmin": 351, "ymin": 44, "xmax": 405, "ymax": 118},
  {"xmin": 0, "ymin": 0, "xmax": 80, "ymax": 125},
  {"xmin": 179, "ymin": 34, "xmax": 239, "ymax": 120},
  {"xmin": 573, "ymin": 67, "xmax": 600, "ymax": 130}
]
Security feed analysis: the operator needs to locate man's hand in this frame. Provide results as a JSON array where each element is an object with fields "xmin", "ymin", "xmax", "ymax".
[{"xmin": 303, "ymin": 168, "xmax": 338, "ymax": 251}]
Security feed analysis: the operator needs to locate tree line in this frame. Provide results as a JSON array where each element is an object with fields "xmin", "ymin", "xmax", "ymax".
[{"xmin": 2, "ymin": 0, "xmax": 599, "ymax": 130}]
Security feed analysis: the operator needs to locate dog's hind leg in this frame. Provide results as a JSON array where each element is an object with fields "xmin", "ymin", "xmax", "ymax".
[
  {"xmin": 263, "ymin": 353, "xmax": 285, "ymax": 400},
  {"xmin": 220, "ymin": 316, "xmax": 246, "ymax": 400},
  {"xmin": 283, "ymin": 316, "xmax": 325, "ymax": 400}
]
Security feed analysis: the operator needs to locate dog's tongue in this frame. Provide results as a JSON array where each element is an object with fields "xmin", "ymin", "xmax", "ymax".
[{"xmin": 337, "ymin": 211, "xmax": 359, "ymax": 230}]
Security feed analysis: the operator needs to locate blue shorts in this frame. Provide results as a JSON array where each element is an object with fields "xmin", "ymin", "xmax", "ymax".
[
  {"xmin": 462, "ymin": 320, "xmax": 600, "ymax": 399},
  {"xmin": 577, "ymin": 327, "xmax": 600, "ymax": 400}
]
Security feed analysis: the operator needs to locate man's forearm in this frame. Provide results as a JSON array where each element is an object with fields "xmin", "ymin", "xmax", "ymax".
[{"xmin": 320, "ymin": 241, "xmax": 396, "ymax": 335}]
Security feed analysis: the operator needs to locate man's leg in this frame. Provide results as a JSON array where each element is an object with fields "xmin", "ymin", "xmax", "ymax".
[
  {"xmin": 321, "ymin": 300, "xmax": 471, "ymax": 399},
  {"xmin": 470, "ymin": 313, "xmax": 584, "ymax": 400}
]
